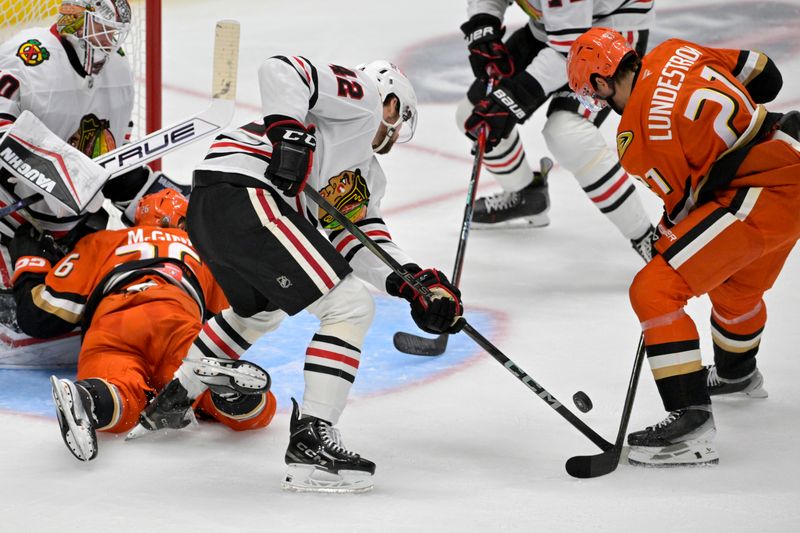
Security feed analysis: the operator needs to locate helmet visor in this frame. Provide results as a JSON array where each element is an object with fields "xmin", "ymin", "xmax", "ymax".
[
  {"xmin": 395, "ymin": 104, "xmax": 417, "ymax": 143},
  {"xmin": 85, "ymin": 11, "xmax": 130, "ymax": 53}
]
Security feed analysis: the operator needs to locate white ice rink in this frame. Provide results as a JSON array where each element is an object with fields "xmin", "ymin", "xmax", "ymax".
[{"xmin": 2, "ymin": 0, "xmax": 800, "ymax": 531}]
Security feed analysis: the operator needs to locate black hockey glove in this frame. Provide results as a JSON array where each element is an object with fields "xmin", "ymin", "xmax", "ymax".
[
  {"xmin": 8, "ymin": 224, "xmax": 65, "ymax": 285},
  {"xmin": 464, "ymin": 74, "xmax": 546, "ymax": 150},
  {"xmin": 460, "ymin": 14, "xmax": 514, "ymax": 79},
  {"xmin": 386, "ymin": 264, "xmax": 464, "ymax": 335},
  {"xmin": 264, "ymin": 115, "xmax": 316, "ymax": 197}
]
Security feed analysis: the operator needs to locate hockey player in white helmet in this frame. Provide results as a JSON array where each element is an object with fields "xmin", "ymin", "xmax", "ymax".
[
  {"xmin": 456, "ymin": 0, "xmax": 658, "ymax": 262},
  {"xmin": 0, "ymin": 0, "xmax": 185, "ymax": 358},
  {"xmin": 128, "ymin": 57, "xmax": 463, "ymax": 494}
]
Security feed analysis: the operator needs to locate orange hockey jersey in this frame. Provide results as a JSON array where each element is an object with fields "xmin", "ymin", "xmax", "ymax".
[
  {"xmin": 18, "ymin": 226, "xmax": 227, "ymax": 336},
  {"xmin": 616, "ymin": 39, "xmax": 782, "ymax": 224}
]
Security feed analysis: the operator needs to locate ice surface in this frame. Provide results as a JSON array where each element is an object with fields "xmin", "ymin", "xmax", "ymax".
[{"xmin": 2, "ymin": 1, "xmax": 799, "ymax": 531}]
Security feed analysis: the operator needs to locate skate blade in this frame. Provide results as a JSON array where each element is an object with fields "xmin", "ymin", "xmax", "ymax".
[
  {"xmin": 472, "ymin": 213, "xmax": 550, "ymax": 230},
  {"xmin": 125, "ymin": 411, "xmax": 200, "ymax": 441},
  {"xmin": 627, "ymin": 440, "xmax": 719, "ymax": 467},
  {"xmin": 190, "ymin": 358, "xmax": 270, "ymax": 394},
  {"xmin": 281, "ymin": 464, "xmax": 374, "ymax": 494},
  {"xmin": 50, "ymin": 376, "xmax": 96, "ymax": 461}
]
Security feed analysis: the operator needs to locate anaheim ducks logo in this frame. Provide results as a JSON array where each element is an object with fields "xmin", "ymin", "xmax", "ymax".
[
  {"xmin": 318, "ymin": 168, "xmax": 370, "ymax": 230},
  {"xmin": 17, "ymin": 39, "xmax": 50, "ymax": 67},
  {"xmin": 616, "ymin": 131, "xmax": 634, "ymax": 160},
  {"xmin": 68, "ymin": 114, "xmax": 117, "ymax": 158}
]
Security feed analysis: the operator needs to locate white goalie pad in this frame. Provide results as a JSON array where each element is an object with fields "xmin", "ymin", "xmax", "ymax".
[
  {"xmin": 0, "ymin": 111, "xmax": 109, "ymax": 217},
  {"xmin": 0, "ymin": 323, "xmax": 80, "ymax": 368}
]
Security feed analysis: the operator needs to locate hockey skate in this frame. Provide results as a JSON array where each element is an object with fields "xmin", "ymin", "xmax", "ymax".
[
  {"xmin": 50, "ymin": 376, "xmax": 98, "ymax": 461},
  {"xmin": 282, "ymin": 398, "xmax": 375, "ymax": 493},
  {"xmin": 627, "ymin": 405, "xmax": 718, "ymax": 467},
  {"xmin": 631, "ymin": 224, "xmax": 659, "ymax": 262},
  {"xmin": 126, "ymin": 378, "xmax": 197, "ymax": 440},
  {"xmin": 706, "ymin": 365, "xmax": 768, "ymax": 398},
  {"xmin": 472, "ymin": 162, "xmax": 551, "ymax": 229}
]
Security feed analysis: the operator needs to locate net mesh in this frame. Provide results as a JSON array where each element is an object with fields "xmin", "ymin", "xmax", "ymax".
[{"xmin": 0, "ymin": 0, "xmax": 151, "ymax": 138}]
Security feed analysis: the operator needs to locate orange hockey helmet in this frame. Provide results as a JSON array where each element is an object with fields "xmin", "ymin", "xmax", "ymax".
[
  {"xmin": 134, "ymin": 188, "xmax": 188, "ymax": 229},
  {"xmin": 567, "ymin": 28, "xmax": 635, "ymax": 112}
]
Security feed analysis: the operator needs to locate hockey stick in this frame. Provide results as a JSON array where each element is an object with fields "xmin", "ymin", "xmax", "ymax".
[
  {"xmin": 392, "ymin": 128, "xmax": 487, "ymax": 356},
  {"xmin": 565, "ymin": 333, "xmax": 645, "ymax": 478},
  {"xmin": 304, "ymin": 186, "xmax": 613, "ymax": 452},
  {"xmin": 393, "ymin": 155, "xmax": 555, "ymax": 356},
  {"xmin": 0, "ymin": 20, "xmax": 240, "ymax": 220}
]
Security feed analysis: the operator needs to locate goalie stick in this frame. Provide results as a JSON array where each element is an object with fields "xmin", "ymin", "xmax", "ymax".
[
  {"xmin": 393, "ymin": 154, "xmax": 554, "ymax": 356},
  {"xmin": 304, "ymin": 186, "xmax": 613, "ymax": 452},
  {"xmin": 565, "ymin": 334, "xmax": 645, "ymax": 478},
  {"xmin": 0, "ymin": 20, "xmax": 240, "ymax": 220}
]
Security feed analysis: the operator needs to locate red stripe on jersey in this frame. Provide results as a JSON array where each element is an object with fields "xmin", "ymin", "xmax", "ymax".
[
  {"xmin": 291, "ymin": 56, "xmax": 311, "ymax": 84},
  {"xmin": 254, "ymin": 189, "xmax": 335, "ymax": 289},
  {"xmin": 0, "ymin": 119, "xmax": 13, "ymax": 127},
  {"xmin": 591, "ymin": 173, "xmax": 629, "ymax": 203},
  {"xmin": 210, "ymin": 141, "xmax": 272, "ymax": 157},
  {"xmin": 306, "ymin": 347, "xmax": 360, "ymax": 369},
  {"xmin": 549, "ymin": 39, "xmax": 574, "ymax": 47},
  {"xmin": 335, "ymin": 230, "xmax": 391, "ymax": 253},
  {"xmin": 202, "ymin": 323, "xmax": 241, "ymax": 359},
  {"xmin": 484, "ymin": 144, "xmax": 523, "ymax": 170},
  {"xmin": 0, "ymin": 251, "xmax": 11, "ymax": 288}
]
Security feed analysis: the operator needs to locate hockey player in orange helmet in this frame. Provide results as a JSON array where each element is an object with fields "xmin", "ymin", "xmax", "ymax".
[
  {"xmin": 10, "ymin": 188, "xmax": 276, "ymax": 462},
  {"xmin": 567, "ymin": 28, "xmax": 798, "ymax": 467}
]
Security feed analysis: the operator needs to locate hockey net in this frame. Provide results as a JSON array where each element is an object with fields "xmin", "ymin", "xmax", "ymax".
[{"xmin": 0, "ymin": 0, "xmax": 162, "ymax": 140}]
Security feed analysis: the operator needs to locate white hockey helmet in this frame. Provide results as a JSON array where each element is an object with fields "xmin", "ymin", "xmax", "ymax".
[
  {"xmin": 57, "ymin": 0, "xmax": 132, "ymax": 75},
  {"xmin": 357, "ymin": 60, "xmax": 418, "ymax": 146}
]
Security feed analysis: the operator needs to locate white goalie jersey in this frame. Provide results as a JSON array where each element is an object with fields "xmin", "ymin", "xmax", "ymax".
[
  {"xmin": 0, "ymin": 26, "xmax": 135, "ymax": 236},
  {"xmin": 467, "ymin": 0, "xmax": 655, "ymax": 94},
  {"xmin": 195, "ymin": 55, "xmax": 414, "ymax": 292}
]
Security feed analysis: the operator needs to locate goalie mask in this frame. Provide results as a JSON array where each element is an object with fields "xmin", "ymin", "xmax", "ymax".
[
  {"xmin": 135, "ymin": 189, "xmax": 188, "ymax": 229},
  {"xmin": 357, "ymin": 60, "xmax": 418, "ymax": 152},
  {"xmin": 57, "ymin": 0, "xmax": 132, "ymax": 76}
]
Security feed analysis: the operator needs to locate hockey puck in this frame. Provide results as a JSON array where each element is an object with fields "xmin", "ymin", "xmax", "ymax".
[{"xmin": 572, "ymin": 391, "xmax": 593, "ymax": 413}]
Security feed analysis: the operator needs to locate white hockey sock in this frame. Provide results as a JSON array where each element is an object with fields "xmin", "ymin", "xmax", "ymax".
[{"xmin": 482, "ymin": 130, "xmax": 534, "ymax": 192}]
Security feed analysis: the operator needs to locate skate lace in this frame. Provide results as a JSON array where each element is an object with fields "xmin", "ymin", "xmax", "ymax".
[
  {"xmin": 649, "ymin": 410, "xmax": 681, "ymax": 431},
  {"xmin": 706, "ymin": 365, "xmax": 721, "ymax": 387},
  {"xmin": 483, "ymin": 190, "xmax": 520, "ymax": 213},
  {"xmin": 631, "ymin": 228, "xmax": 656, "ymax": 262},
  {"xmin": 317, "ymin": 422, "xmax": 359, "ymax": 458}
]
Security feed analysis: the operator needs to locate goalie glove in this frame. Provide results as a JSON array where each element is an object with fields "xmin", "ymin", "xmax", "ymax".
[
  {"xmin": 386, "ymin": 264, "xmax": 465, "ymax": 335},
  {"xmin": 460, "ymin": 14, "xmax": 514, "ymax": 79},
  {"xmin": 9, "ymin": 224, "xmax": 66, "ymax": 285},
  {"xmin": 264, "ymin": 115, "xmax": 316, "ymax": 197},
  {"xmin": 464, "ymin": 74, "xmax": 546, "ymax": 150}
]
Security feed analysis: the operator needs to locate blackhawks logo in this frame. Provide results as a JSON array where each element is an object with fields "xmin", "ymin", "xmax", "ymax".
[
  {"xmin": 318, "ymin": 168, "xmax": 370, "ymax": 230},
  {"xmin": 17, "ymin": 39, "xmax": 50, "ymax": 66},
  {"xmin": 68, "ymin": 114, "xmax": 117, "ymax": 158}
]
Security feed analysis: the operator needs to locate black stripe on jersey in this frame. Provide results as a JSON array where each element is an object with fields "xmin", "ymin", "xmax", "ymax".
[
  {"xmin": 0, "ymin": 112, "xmax": 17, "ymax": 122},
  {"xmin": 666, "ymin": 176, "xmax": 694, "ymax": 223},
  {"xmin": 710, "ymin": 316, "xmax": 764, "ymax": 341},
  {"xmin": 216, "ymin": 315, "xmax": 252, "ymax": 351},
  {"xmin": 599, "ymin": 185, "xmax": 635, "ymax": 214},
  {"xmin": 582, "ymin": 162, "xmax": 622, "ymax": 193},
  {"xmin": 343, "ymin": 240, "xmax": 392, "ymax": 263},
  {"xmin": 205, "ymin": 151, "xmax": 273, "ymax": 165},
  {"xmin": 304, "ymin": 56, "xmax": 320, "ymax": 109},
  {"xmin": 43, "ymin": 286, "xmax": 87, "ymax": 305},
  {"xmin": 733, "ymin": 51, "xmax": 748, "ymax": 78},
  {"xmin": 546, "ymin": 27, "xmax": 591, "ymax": 36},
  {"xmin": 484, "ymin": 133, "xmax": 520, "ymax": 161},
  {"xmin": 312, "ymin": 333, "xmax": 360, "ymax": 353},
  {"xmin": 492, "ymin": 154, "xmax": 526, "ymax": 175},
  {"xmin": 726, "ymin": 187, "xmax": 751, "ymax": 215},
  {"xmin": 273, "ymin": 55, "xmax": 311, "ymax": 90},
  {"xmin": 596, "ymin": 5, "xmax": 653, "ymax": 19},
  {"xmin": 303, "ymin": 362, "xmax": 356, "ymax": 383},
  {"xmin": 194, "ymin": 337, "xmax": 218, "ymax": 359},
  {"xmin": 646, "ymin": 339, "xmax": 700, "ymax": 357},
  {"xmin": 661, "ymin": 207, "xmax": 729, "ymax": 263},
  {"xmin": 327, "ymin": 217, "xmax": 387, "ymax": 242},
  {"xmin": 241, "ymin": 121, "xmax": 267, "ymax": 137}
]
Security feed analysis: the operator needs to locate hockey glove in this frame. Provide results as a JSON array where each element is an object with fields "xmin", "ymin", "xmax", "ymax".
[
  {"xmin": 464, "ymin": 74, "xmax": 546, "ymax": 150},
  {"xmin": 9, "ymin": 224, "xmax": 65, "ymax": 285},
  {"xmin": 264, "ymin": 115, "xmax": 316, "ymax": 197},
  {"xmin": 386, "ymin": 264, "xmax": 464, "ymax": 335},
  {"xmin": 460, "ymin": 14, "xmax": 514, "ymax": 79}
]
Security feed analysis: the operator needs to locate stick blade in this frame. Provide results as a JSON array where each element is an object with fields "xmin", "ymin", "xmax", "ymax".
[
  {"xmin": 565, "ymin": 448, "xmax": 623, "ymax": 479},
  {"xmin": 392, "ymin": 331, "xmax": 448, "ymax": 356},
  {"xmin": 212, "ymin": 20, "xmax": 241, "ymax": 100}
]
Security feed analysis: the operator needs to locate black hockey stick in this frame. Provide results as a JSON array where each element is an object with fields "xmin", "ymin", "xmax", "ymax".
[
  {"xmin": 392, "ymin": 128, "xmax": 487, "ymax": 356},
  {"xmin": 0, "ymin": 194, "xmax": 42, "ymax": 219},
  {"xmin": 393, "ymin": 155, "xmax": 555, "ymax": 356},
  {"xmin": 304, "ymin": 186, "xmax": 613, "ymax": 452},
  {"xmin": 565, "ymin": 333, "xmax": 646, "ymax": 478}
]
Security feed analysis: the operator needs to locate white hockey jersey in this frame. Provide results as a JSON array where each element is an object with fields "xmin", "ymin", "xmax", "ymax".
[
  {"xmin": 467, "ymin": 0, "xmax": 654, "ymax": 94},
  {"xmin": 195, "ymin": 55, "xmax": 414, "ymax": 292},
  {"xmin": 0, "ymin": 26, "xmax": 134, "ymax": 235}
]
